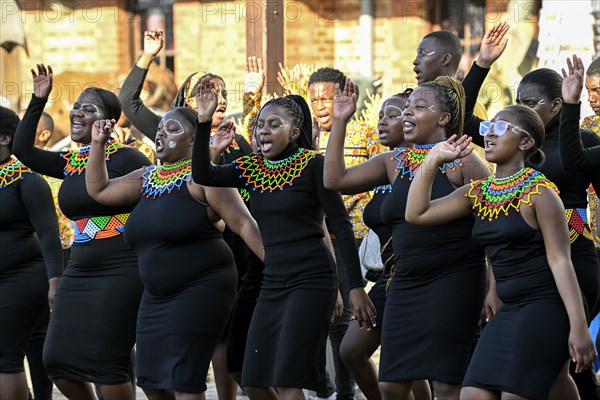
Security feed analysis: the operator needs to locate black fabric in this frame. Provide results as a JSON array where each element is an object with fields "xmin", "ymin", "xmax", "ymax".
[
  {"xmin": 14, "ymin": 95, "xmax": 151, "ymax": 384},
  {"xmin": 119, "ymin": 65, "xmax": 162, "ymax": 141},
  {"xmin": 378, "ymin": 172, "xmax": 486, "ymax": 384},
  {"xmin": 464, "ymin": 199, "xmax": 570, "ymax": 399},
  {"xmin": 124, "ymin": 181, "xmax": 237, "ymax": 392},
  {"xmin": 462, "ymin": 65, "xmax": 600, "ymax": 320},
  {"xmin": 0, "ymin": 156, "xmax": 61, "ymax": 374},
  {"xmin": 560, "ymin": 102, "xmax": 600, "ymax": 170},
  {"xmin": 192, "ymin": 120, "xmax": 362, "ymax": 390},
  {"xmin": 362, "ymin": 186, "xmax": 394, "ymax": 328}
]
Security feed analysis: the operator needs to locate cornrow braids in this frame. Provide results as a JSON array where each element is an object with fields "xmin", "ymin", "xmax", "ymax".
[
  {"xmin": 422, "ymin": 76, "xmax": 466, "ymax": 137},
  {"xmin": 171, "ymin": 72, "xmax": 223, "ymax": 108},
  {"xmin": 256, "ymin": 96, "xmax": 313, "ymax": 150}
]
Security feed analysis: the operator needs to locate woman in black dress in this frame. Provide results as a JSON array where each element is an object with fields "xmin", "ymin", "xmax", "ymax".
[
  {"xmin": 462, "ymin": 55, "xmax": 600, "ymax": 398},
  {"xmin": 405, "ymin": 105, "xmax": 596, "ymax": 400},
  {"xmin": 324, "ymin": 77, "xmax": 489, "ymax": 400},
  {"xmin": 13, "ymin": 64, "xmax": 151, "ymax": 400},
  {"xmin": 120, "ymin": 30, "xmax": 264, "ymax": 396},
  {"xmin": 85, "ymin": 107, "xmax": 263, "ymax": 400},
  {"xmin": 0, "ymin": 106, "xmax": 63, "ymax": 400},
  {"xmin": 192, "ymin": 78, "xmax": 374, "ymax": 400},
  {"xmin": 337, "ymin": 90, "xmax": 429, "ymax": 400}
]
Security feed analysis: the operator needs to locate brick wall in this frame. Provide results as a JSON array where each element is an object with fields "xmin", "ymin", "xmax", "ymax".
[{"xmin": 173, "ymin": 1, "xmax": 247, "ymax": 110}]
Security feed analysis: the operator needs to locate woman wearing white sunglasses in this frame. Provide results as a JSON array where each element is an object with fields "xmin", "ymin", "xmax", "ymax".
[{"xmin": 405, "ymin": 105, "xmax": 596, "ymax": 400}]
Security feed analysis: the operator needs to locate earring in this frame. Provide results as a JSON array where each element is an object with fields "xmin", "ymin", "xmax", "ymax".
[{"xmin": 519, "ymin": 146, "xmax": 524, "ymax": 151}]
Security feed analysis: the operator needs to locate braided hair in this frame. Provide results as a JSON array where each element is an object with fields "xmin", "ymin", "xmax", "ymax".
[
  {"xmin": 257, "ymin": 96, "xmax": 314, "ymax": 150},
  {"xmin": 171, "ymin": 72, "xmax": 224, "ymax": 108},
  {"xmin": 420, "ymin": 76, "xmax": 465, "ymax": 137}
]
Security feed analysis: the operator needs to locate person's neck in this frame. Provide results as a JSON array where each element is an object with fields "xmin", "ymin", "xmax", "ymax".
[
  {"xmin": 494, "ymin": 161, "xmax": 526, "ymax": 179},
  {"xmin": 0, "ymin": 148, "xmax": 11, "ymax": 164}
]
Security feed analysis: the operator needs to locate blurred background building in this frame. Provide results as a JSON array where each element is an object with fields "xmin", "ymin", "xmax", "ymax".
[{"xmin": 0, "ymin": 0, "xmax": 597, "ymax": 141}]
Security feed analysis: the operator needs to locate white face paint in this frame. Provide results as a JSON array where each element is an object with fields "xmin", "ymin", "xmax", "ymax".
[
  {"xmin": 158, "ymin": 118, "xmax": 186, "ymax": 136},
  {"xmin": 73, "ymin": 102, "xmax": 101, "ymax": 117},
  {"xmin": 428, "ymin": 105, "xmax": 436, "ymax": 113},
  {"xmin": 382, "ymin": 104, "xmax": 405, "ymax": 119},
  {"xmin": 168, "ymin": 140, "xmax": 177, "ymax": 148}
]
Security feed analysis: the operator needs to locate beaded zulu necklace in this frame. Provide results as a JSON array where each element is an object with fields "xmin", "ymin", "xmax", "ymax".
[
  {"xmin": 467, "ymin": 167, "xmax": 559, "ymax": 221},
  {"xmin": 63, "ymin": 139, "xmax": 123, "ymax": 176},
  {"xmin": 394, "ymin": 142, "xmax": 462, "ymax": 180},
  {"xmin": 0, "ymin": 156, "xmax": 31, "ymax": 188},
  {"xmin": 141, "ymin": 158, "xmax": 192, "ymax": 199},
  {"xmin": 235, "ymin": 147, "xmax": 317, "ymax": 193}
]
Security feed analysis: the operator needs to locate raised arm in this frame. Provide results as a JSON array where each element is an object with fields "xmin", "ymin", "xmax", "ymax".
[
  {"xmin": 462, "ymin": 22, "xmax": 510, "ymax": 146},
  {"xmin": 560, "ymin": 54, "xmax": 600, "ymax": 170},
  {"xmin": 405, "ymin": 136, "xmax": 475, "ymax": 226},
  {"xmin": 13, "ymin": 65, "xmax": 66, "ymax": 178},
  {"xmin": 534, "ymin": 186, "xmax": 596, "ymax": 373},
  {"xmin": 192, "ymin": 78, "xmax": 243, "ymax": 187},
  {"xmin": 118, "ymin": 30, "xmax": 164, "ymax": 140},
  {"xmin": 20, "ymin": 173, "xmax": 64, "ymax": 306},
  {"xmin": 201, "ymin": 184, "xmax": 264, "ymax": 261},
  {"xmin": 324, "ymin": 78, "xmax": 389, "ymax": 192},
  {"xmin": 85, "ymin": 119, "xmax": 143, "ymax": 207},
  {"xmin": 242, "ymin": 56, "xmax": 264, "ymax": 142}
]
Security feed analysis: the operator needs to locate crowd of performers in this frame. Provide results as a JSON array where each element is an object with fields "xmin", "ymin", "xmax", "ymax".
[{"xmin": 4, "ymin": 21, "xmax": 600, "ymax": 400}]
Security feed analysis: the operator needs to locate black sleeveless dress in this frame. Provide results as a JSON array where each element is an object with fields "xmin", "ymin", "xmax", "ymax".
[
  {"xmin": 378, "ymin": 144, "xmax": 486, "ymax": 384},
  {"xmin": 13, "ymin": 95, "xmax": 151, "ymax": 384},
  {"xmin": 123, "ymin": 160, "xmax": 237, "ymax": 393},
  {"xmin": 462, "ymin": 169, "xmax": 570, "ymax": 399},
  {"xmin": 362, "ymin": 184, "xmax": 394, "ymax": 328}
]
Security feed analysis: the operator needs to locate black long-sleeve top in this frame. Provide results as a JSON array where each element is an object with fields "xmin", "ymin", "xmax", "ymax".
[
  {"xmin": 560, "ymin": 102, "xmax": 600, "ymax": 171},
  {"xmin": 13, "ymin": 95, "xmax": 152, "ymax": 221},
  {"xmin": 119, "ymin": 65, "xmax": 253, "ymax": 164},
  {"xmin": 192, "ymin": 120, "xmax": 364, "ymax": 289},
  {"xmin": 0, "ymin": 156, "xmax": 64, "ymax": 278},
  {"xmin": 461, "ymin": 65, "xmax": 600, "ymax": 209}
]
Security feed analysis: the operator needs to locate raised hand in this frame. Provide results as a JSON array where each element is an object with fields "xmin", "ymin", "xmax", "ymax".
[
  {"xmin": 31, "ymin": 64, "xmax": 53, "ymax": 99},
  {"xmin": 245, "ymin": 56, "xmax": 265, "ymax": 95},
  {"xmin": 276, "ymin": 62, "xmax": 290, "ymax": 88},
  {"xmin": 143, "ymin": 30, "xmax": 164, "ymax": 57},
  {"xmin": 562, "ymin": 54, "xmax": 585, "ymax": 104},
  {"xmin": 312, "ymin": 116, "xmax": 321, "ymax": 148},
  {"xmin": 477, "ymin": 21, "xmax": 510, "ymax": 68},
  {"xmin": 211, "ymin": 120, "xmax": 236, "ymax": 155},
  {"xmin": 92, "ymin": 119, "xmax": 116, "ymax": 144},
  {"xmin": 429, "ymin": 134, "xmax": 473, "ymax": 165},
  {"xmin": 332, "ymin": 77, "xmax": 359, "ymax": 123},
  {"xmin": 195, "ymin": 77, "xmax": 218, "ymax": 123}
]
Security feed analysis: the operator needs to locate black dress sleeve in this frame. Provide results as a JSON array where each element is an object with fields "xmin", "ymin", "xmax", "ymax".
[
  {"xmin": 20, "ymin": 173, "xmax": 64, "ymax": 279},
  {"xmin": 192, "ymin": 120, "xmax": 244, "ymax": 187},
  {"xmin": 560, "ymin": 102, "xmax": 600, "ymax": 171},
  {"xmin": 461, "ymin": 62, "xmax": 488, "ymax": 147},
  {"xmin": 119, "ymin": 65, "xmax": 162, "ymax": 141},
  {"xmin": 12, "ymin": 95, "xmax": 66, "ymax": 179},
  {"xmin": 312, "ymin": 156, "xmax": 364, "ymax": 289}
]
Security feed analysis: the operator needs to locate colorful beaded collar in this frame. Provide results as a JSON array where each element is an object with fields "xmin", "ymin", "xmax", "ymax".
[
  {"xmin": 235, "ymin": 147, "xmax": 317, "ymax": 193},
  {"xmin": 467, "ymin": 167, "xmax": 559, "ymax": 221},
  {"xmin": 394, "ymin": 142, "xmax": 461, "ymax": 180},
  {"xmin": 63, "ymin": 139, "xmax": 123, "ymax": 176},
  {"xmin": 0, "ymin": 156, "xmax": 31, "ymax": 188},
  {"xmin": 141, "ymin": 158, "xmax": 192, "ymax": 199}
]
